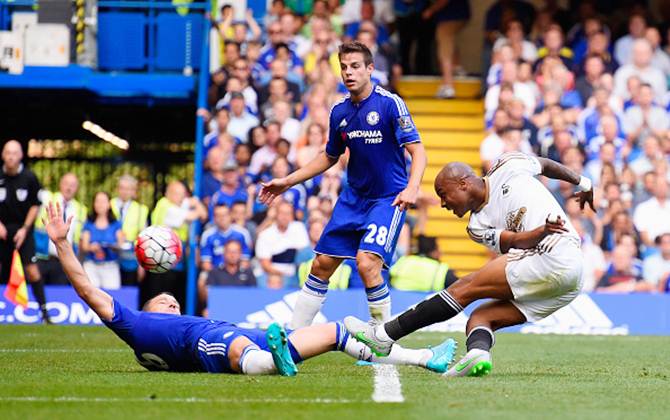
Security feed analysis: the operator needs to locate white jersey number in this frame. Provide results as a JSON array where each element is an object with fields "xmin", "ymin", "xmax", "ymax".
[{"xmin": 364, "ymin": 224, "xmax": 388, "ymax": 246}]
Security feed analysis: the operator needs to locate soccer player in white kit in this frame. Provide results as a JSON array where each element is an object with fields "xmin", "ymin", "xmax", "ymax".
[{"xmin": 345, "ymin": 151, "xmax": 595, "ymax": 377}]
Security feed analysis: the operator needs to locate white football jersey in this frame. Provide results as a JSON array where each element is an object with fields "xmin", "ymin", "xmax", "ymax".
[{"xmin": 467, "ymin": 153, "xmax": 579, "ymax": 255}]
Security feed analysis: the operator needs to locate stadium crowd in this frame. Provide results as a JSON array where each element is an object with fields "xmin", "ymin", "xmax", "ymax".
[{"xmin": 3, "ymin": 0, "xmax": 670, "ymax": 316}]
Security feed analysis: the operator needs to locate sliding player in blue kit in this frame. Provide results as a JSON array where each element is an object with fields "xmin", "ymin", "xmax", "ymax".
[
  {"xmin": 41, "ymin": 202, "xmax": 455, "ymax": 376},
  {"xmin": 259, "ymin": 41, "xmax": 427, "ymax": 328}
]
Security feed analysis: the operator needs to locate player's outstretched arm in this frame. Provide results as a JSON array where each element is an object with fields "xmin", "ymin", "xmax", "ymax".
[
  {"xmin": 258, "ymin": 152, "xmax": 338, "ymax": 205},
  {"xmin": 536, "ymin": 157, "xmax": 594, "ymax": 211},
  {"xmin": 43, "ymin": 202, "xmax": 114, "ymax": 321}
]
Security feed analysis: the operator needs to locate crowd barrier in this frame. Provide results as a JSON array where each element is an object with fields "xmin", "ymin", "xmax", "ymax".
[{"xmin": 2, "ymin": 286, "xmax": 669, "ymax": 335}]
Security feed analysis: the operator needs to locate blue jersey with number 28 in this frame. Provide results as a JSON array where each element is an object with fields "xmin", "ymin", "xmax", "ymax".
[{"xmin": 325, "ymin": 85, "xmax": 421, "ymax": 198}]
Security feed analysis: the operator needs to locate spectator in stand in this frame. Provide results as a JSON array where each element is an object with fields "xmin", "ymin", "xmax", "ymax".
[
  {"xmin": 209, "ymin": 162, "xmax": 249, "ymax": 218},
  {"xmin": 644, "ymin": 27, "xmax": 670, "ymax": 79},
  {"xmin": 614, "ymin": 39, "xmax": 667, "ymax": 103},
  {"xmin": 574, "ymin": 217, "xmax": 606, "ymax": 292},
  {"xmin": 230, "ymin": 200, "xmax": 255, "ymax": 246},
  {"xmin": 506, "ymin": 98, "xmax": 539, "ymax": 153},
  {"xmin": 202, "ymin": 147, "xmax": 226, "ymax": 203},
  {"xmin": 570, "ymin": 17, "xmax": 605, "ymax": 67},
  {"xmin": 576, "ymin": 54, "xmax": 606, "ymax": 105},
  {"xmin": 389, "ymin": 235, "xmax": 458, "ymax": 292},
  {"xmin": 480, "ymin": 108, "xmax": 508, "ymax": 172},
  {"xmin": 80, "ymin": 192, "xmax": 125, "ymax": 290},
  {"xmin": 218, "ymin": 9, "xmax": 262, "ymax": 55},
  {"xmin": 279, "ymin": 11, "xmax": 311, "ymax": 59},
  {"xmin": 586, "ymin": 114, "xmax": 627, "ymax": 162},
  {"xmin": 198, "ymin": 239, "xmax": 256, "ymax": 316},
  {"xmin": 493, "ymin": 19, "xmax": 538, "ymax": 64},
  {"xmin": 600, "ymin": 208, "xmax": 639, "ymax": 254},
  {"xmin": 534, "ymin": 25, "xmax": 574, "ymax": 72},
  {"xmin": 341, "ymin": 0, "xmax": 395, "ymax": 39},
  {"xmin": 579, "ymin": 31, "xmax": 617, "ymax": 75},
  {"xmin": 249, "ymin": 121, "xmax": 281, "ymax": 177},
  {"xmin": 221, "ymin": 41, "xmax": 242, "ymax": 75},
  {"xmin": 614, "ymin": 13, "xmax": 647, "ymax": 66},
  {"xmin": 35, "ymin": 172, "xmax": 87, "ymax": 286},
  {"xmin": 577, "ymin": 87, "xmax": 623, "ymax": 145},
  {"xmin": 258, "ymin": 59, "xmax": 302, "ymax": 105},
  {"xmin": 422, "ymin": 0, "xmax": 471, "ymax": 99},
  {"xmin": 273, "ymin": 99, "xmax": 301, "ymax": 145},
  {"xmin": 265, "ymin": 0, "xmax": 286, "ymax": 27},
  {"xmin": 585, "ymin": 142, "xmax": 621, "ymax": 186},
  {"xmin": 200, "ymin": 204, "xmax": 252, "ymax": 272},
  {"xmin": 633, "ymin": 176, "xmax": 670, "ymax": 248},
  {"xmin": 485, "ymin": 61, "xmax": 536, "ymax": 120},
  {"xmin": 227, "ymin": 92, "xmax": 260, "ymax": 141},
  {"xmin": 623, "ymin": 83, "xmax": 670, "ymax": 149},
  {"xmin": 255, "ymin": 200, "xmax": 309, "ymax": 288},
  {"xmin": 111, "ymin": 175, "xmax": 149, "ymax": 286},
  {"xmin": 629, "ymin": 136, "xmax": 667, "ymax": 178},
  {"xmin": 296, "ymin": 122, "xmax": 327, "ymax": 169},
  {"xmin": 394, "ymin": 0, "xmax": 432, "ymax": 75},
  {"xmin": 543, "ymin": 129, "xmax": 574, "ymax": 163},
  {"xmin": 258, "ymin": 21, "xmax": 303, "ymax": 73},
  {"xmin": 596, "ymin": 245, "xmax": 654, "ymax": 293},
  {"xmin": 215, "ymin": 58, "xmax": 259, "ymax": 115},
  {"xmin": 204, "ymin": 108, "xmax": 231, "ymax": 153},
  {"xmin": 643, "ymin": 233, "xmax": 670, "ymax": 291},
  {"xmin": 343, "ymin": 0, "xmax": 391, "ymax": 48}
]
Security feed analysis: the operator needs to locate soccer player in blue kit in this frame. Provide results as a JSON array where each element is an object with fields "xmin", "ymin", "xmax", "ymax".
[
  {"xmin": 259, "ymin": 42, "xmax": 427, "ymax": 328},
  {"xmin": 41, "ymin": 202, "xmax": 455, "ymax": 376}
]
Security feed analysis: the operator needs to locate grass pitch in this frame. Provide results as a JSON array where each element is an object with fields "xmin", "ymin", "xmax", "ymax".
[{"xmin": 0, "ymin": 325, "xmax": 668, "ymax": 419}]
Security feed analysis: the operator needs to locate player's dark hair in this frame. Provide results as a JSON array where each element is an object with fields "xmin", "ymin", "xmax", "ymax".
[
  {"xmin": 338, "ymin": 41, "xmax": 373, "ymax": 66},
  {"xmin": 87, "ymin": 191, "xmax": 117, "ymax": 223},
  {"xmin": 142, "ymin": 292, "xmax": 177, "ymax": 311}
]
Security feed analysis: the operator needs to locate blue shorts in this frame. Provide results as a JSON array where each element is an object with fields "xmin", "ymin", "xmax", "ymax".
[
  {"xmin": 314, "ymin": 188, "xmax": 406, "ymax": 268},
  {"xmin": 197, "ymin": 326, "xmax": 301, "ymax": 373}
]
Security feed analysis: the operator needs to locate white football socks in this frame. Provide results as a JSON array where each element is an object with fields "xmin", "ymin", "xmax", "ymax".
[
  {"xmin": 290, "ymin": 274, "xmax": 329, "ymax": 329},
  {"xmin": 239, "ymin": 346, "xmax": 276, "ymax": 375}
]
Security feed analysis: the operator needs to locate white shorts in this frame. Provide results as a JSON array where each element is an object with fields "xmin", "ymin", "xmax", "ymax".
[
  {"xmin": 83, "ymin": 260, "xmax": 121, "ymax": 290},
  {"xmin": 505, "ymin": 236, "xmax": 583, "ymax": 322}
]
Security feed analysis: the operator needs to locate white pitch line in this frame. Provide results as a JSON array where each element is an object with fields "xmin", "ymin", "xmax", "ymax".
[
  {"xmin": 0, "ymin": 396, "xmax": 358, "ymax": 404},
  {"xmin": 372, "ymin": 364, "xmax": 404, "ymax": 403}
]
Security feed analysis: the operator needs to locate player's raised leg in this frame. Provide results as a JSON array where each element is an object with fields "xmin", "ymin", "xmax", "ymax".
[
  {"xmin": 287, "ymin": 322, "xmax": 457, "ymax": 373},
  {"xmin": 445, "ymin": 300, "xmax": 526, "ymax": 377},
  {"xmin": 357, "ymin": 251, "xmax": 392, "ymax": 322},
  {"xmin": 290, "ymin": 254, "xmax": 342, "ymax": 329},
  {"xmin": 345, "ymin": 254, "xmax": 513, "ymax": 356}
]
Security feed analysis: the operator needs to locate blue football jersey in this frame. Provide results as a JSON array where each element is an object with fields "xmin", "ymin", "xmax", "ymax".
[
  {"xmin": 103, "ymin": 299, "xmax": 236, "ymax": 372},
  {"xmin": 325, "ymin": 85, "xmax": 420, "ymax": 198},
  {"xmin": 200, "ymin": 226, "xmax": 252, "ymax": 267}
]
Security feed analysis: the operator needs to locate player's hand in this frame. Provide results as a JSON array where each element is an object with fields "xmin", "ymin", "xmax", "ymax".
[
  {"xmin": 392, "ymin": 186, "xmax": 419, "ymax": 211},
  {"xmin": 13, "ymin": 227, "xmax": 27, "ymax": 249},
  {"xmin": 43, "ymin": 202, "xmax": 73, "ymax": 243},
  {"xmin": 572, "ymin": 189, "xmax": 595, "ymax": 212},
  {"xmin": 543, "ymin": 215, "xmax": 569, "ymax": 235},
  {"xmin": 0, "ymin": 222, "xmax": 7, "ymax": 240},
  {"xmin": 258, "ymin": 178, "xmax": 291, "ymax": 206}
]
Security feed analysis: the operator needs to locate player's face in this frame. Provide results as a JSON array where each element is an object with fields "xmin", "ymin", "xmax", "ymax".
[
  {"xmin": 339, "ymin": 53, "xmax": 372, "ymax": 95},
  {"xmin": 435, "ymin": 180, "xmax": 470, "ymax": 218},
  {"xmin": 146, "ymin": 294, "xmax": 181, "ymax": 315}
]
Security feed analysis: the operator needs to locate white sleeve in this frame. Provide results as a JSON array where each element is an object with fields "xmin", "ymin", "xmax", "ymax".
[
  {"xmin": 255, "ymin": 230, "xmax": 272, "ymax": 259},
  {"xmin": 164, "ymin": 204, "xmax": 187, "ymax": 228},
  {"xmin": 467, "ymin": 217, "xmax": 503, "ymax": 254}
]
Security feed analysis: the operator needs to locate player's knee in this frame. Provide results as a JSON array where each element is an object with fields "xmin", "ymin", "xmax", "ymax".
[
  {"xmin": 310, "ymin": 256, "xmax": 334, "ymax": 280},
  {"xmin": 356, "ymin": 253, "xmax": 381, "ymax": 280}
]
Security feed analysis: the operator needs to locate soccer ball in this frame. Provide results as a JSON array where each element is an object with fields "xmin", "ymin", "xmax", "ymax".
[{"xmin": 135, "ymin": 226, "xmax": 183, "ymax": 273}]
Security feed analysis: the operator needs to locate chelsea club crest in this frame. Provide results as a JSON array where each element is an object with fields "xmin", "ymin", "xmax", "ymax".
[{"xmin": 366, "ymin": 111, "xmax": 380, "ymax": 126}]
